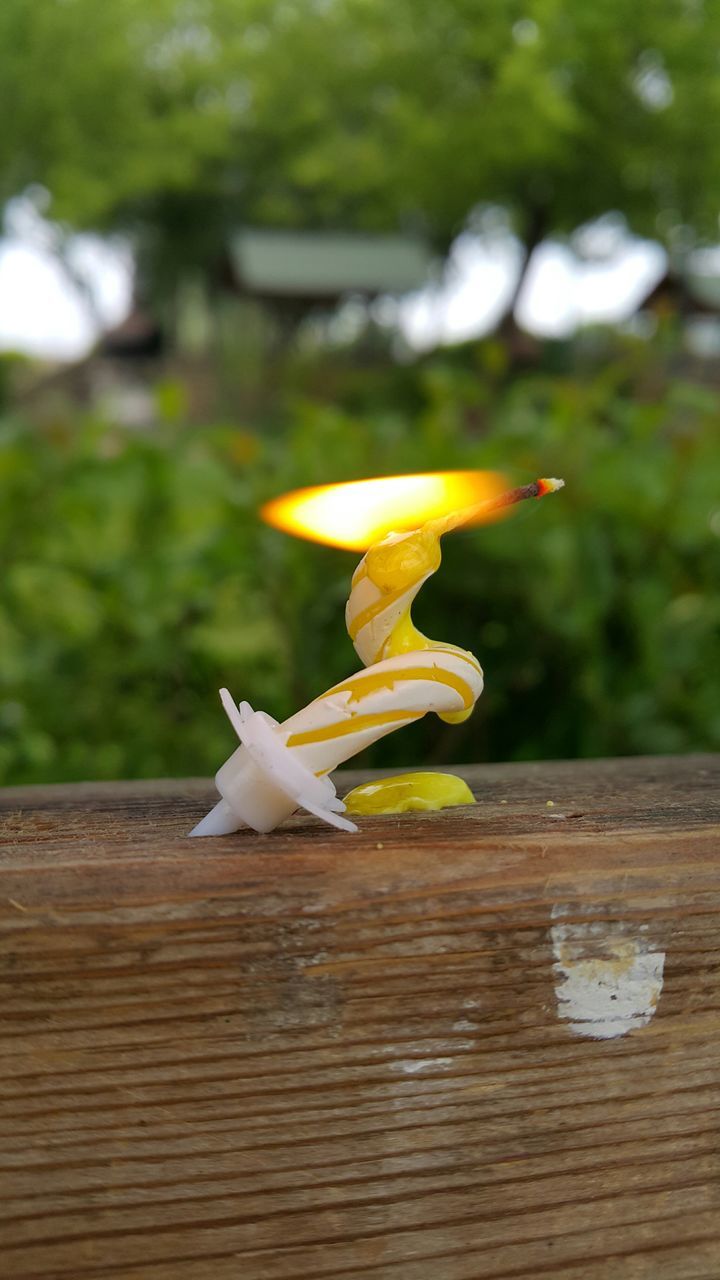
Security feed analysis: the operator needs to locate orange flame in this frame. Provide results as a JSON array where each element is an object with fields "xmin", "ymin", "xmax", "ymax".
[{"xmin": 260, "ymin": 471, "xmax": 510, "ymax": 551}]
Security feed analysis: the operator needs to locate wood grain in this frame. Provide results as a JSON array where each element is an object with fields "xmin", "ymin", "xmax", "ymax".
[{"xmin": 1, "ymin": 754, "xmax": 719, "ymax": 1280}]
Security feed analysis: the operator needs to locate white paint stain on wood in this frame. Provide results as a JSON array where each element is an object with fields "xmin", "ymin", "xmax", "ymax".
[
  {"xmin": 452, "ymin": 1016, "xmax": 479, "ymax": 1032},
  {"xmin": 396, "ymin": 1057, "xmax": 454, "ymax": 1074},
  {"xmin": 550, "ymin": 906, "xmax": 665, "ymax": 1040}
]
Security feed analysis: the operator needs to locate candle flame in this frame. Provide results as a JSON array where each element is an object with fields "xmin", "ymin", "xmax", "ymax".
[{"xmin": 260, "ymin": 471, "xmax": 510, "ymax": 551}]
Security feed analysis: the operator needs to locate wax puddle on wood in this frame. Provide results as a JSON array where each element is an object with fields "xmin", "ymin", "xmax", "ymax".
[{"xmin": 550, "ymin": 902, "xmax": 665, "ymax": 1040}]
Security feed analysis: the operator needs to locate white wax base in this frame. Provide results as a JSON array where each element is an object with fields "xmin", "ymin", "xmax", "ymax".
[
  {"xmin": 189, "ymin": 695, "xmax": 357, "ymax": 837},
  {"xmin": 189, "ymin": 745, "xmax": 297, "ymax": 836}
]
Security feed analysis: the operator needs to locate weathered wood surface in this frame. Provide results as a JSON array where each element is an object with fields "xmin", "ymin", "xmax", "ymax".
[{"xmin": 1, "ymin": 754, "xmax": 719, "ymax": 1280}]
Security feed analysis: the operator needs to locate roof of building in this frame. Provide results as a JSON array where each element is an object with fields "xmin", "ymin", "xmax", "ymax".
[{"xmin": 228, "ymin": 228, "xmax": 433, "ymax": 298}]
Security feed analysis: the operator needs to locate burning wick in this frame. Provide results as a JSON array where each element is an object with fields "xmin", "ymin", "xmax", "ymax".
[
  {"xmin": 190, "ymin": 476, "xmax": 564, "ymax": 836},
  {"xmin": 428, "ymin": 476, "xmax": 564, "ymax": 535}
]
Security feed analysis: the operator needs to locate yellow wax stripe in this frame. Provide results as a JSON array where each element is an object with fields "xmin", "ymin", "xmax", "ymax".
[
  {"xmin": 430, "ymin": 646, "xmax": 483, "ymax": 674},
  {"xmin": 328, "ymin": 665, "xmax": 474, "ymax": 709},
  {"xmin": 371, "ymin": 639, "xmax": 483, "ymax": 672},
  {"xmin": 287, "ymin": 709, "xmax": 421, "ymax": 748},
  {"xmin": 347, "ymin": 582, "xmax": 413, "ymax": 641}
]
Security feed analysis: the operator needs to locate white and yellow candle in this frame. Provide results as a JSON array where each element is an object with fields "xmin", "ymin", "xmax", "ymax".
[{"xmin": 190, "ymin": 476, "xmax": 563, "ymax": 836}]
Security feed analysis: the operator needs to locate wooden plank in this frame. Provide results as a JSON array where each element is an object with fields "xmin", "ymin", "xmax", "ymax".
[{"xmin": 0, "ymin": 754, "xmax": 719, "ymax": 1279}]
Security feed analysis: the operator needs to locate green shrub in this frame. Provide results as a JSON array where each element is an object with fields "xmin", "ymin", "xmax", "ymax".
[{"xmin": 1, "ymin": 349, "xmax": 719, "ymax": 784}]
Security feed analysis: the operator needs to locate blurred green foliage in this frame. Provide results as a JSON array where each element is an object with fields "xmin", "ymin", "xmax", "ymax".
[{"xmin": 2, "ymin": 340, "xmax": 719, "ymax": 784}]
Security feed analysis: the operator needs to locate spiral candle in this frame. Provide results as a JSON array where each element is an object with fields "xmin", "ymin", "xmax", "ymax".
[{"xmin": 190, "ymin": 478, "xmax": 562, "ymax": 837}]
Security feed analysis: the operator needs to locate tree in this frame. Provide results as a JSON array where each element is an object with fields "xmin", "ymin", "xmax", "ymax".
[{"xmin": 1, "ymin": 0, "xmax": 718, "ymax": 313}]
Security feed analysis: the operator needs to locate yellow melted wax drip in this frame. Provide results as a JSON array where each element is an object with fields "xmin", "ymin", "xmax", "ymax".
[
  {"xmin": 289, "ymin": 521, "xmax": 480, "ymax": 752},
  {"xmin": 362, "ymin": 522, "xmax": 475, "ymax": 725},
  {"xmin": 341, "ymin": 523, "xmax": 478, "ymax": 813},
  {"xmin": 344, "ymin": 772, "xmax": 475, "ymax": 816}
]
